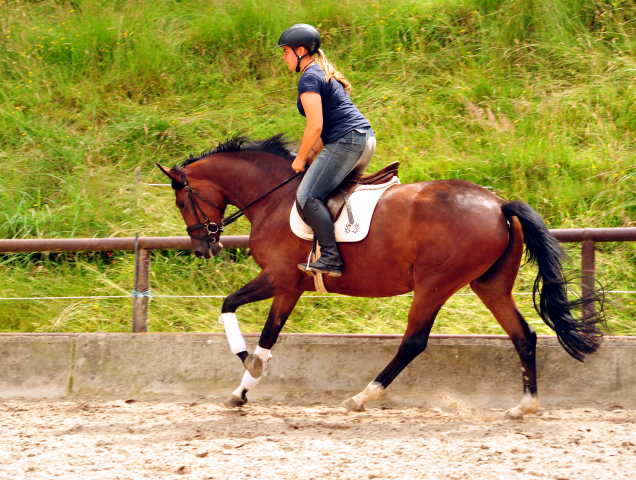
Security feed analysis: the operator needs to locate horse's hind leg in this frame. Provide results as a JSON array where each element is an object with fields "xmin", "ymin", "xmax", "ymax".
[
  {"xmin": 470, "ymin": 215, "xmax": 539, "ymax": 419},
  {"xmin": 342, "ymin": 293, "xmax": 443, "ymax": 412}
]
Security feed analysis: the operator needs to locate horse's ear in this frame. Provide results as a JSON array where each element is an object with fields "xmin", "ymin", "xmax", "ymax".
[{"xmin": 155, "ymin": 163, "xmax": 179, "ymax": 180}]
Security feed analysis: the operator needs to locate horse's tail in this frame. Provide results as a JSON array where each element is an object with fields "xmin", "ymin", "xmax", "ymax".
[{"xmin": 501, "ymin": 201, "xmax": 604, "ymax": 362}]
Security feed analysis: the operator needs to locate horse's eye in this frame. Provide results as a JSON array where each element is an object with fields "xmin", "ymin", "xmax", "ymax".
[{"xmin": 177, "ymin": 201, "xmax": 185, "ymax": 209}]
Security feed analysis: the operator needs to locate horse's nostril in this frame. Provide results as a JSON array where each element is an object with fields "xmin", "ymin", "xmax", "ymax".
[{"xmin": 194, "ymin": 251, "xmax": 204, "ymax": 259}]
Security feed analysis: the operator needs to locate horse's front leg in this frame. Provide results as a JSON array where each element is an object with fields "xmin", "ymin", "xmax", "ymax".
[
  {"xmin": 221, "ymin": 272, "xmax": 301, "ymax": 406},
  {"xmin": 258, "ymin": 292, "xmax": 303, "ymax": 349},
  {"xmin": 220, "ymin": 269, "xmax": 275, "ymax": 365},
  {"xmin": 219, "ymin": 271, "xmax": 275, "ymax": 356},
  {"xmin": 226, "ymin": 292, "xmax": 302, "ymax": 406}
]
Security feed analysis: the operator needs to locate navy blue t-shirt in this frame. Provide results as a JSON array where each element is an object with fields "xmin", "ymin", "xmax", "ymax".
[{"xmin": 297, "ymin": 64, "xmax": 370, "ymax": 145}]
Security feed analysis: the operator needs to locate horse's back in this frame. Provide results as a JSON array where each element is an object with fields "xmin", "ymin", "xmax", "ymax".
[{"xmin": 375, "ymin": 178, "xmax": 504, "ymax": 225}]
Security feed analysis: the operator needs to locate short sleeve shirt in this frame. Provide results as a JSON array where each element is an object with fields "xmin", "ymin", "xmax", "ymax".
[{"xmin": 297, "ymin": 64, "xmax": 371, "ymax": 145}]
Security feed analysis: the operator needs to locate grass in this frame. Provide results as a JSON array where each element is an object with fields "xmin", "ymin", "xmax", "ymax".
[{"xmin": 0, "ymin": 0, "xmax": 635, "ymax": 334}]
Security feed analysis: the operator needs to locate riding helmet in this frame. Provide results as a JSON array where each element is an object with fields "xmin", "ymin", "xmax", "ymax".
[{"xmin": 275, "ymin": 24, "xmax": 321, "ymax": 54}]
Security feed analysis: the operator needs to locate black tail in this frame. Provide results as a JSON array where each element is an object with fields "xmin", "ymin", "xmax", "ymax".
[{"xmin": 502, "ymin": 201, "xmax": 604, "ymax": 361}]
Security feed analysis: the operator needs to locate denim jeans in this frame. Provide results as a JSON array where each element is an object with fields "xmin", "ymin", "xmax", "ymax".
[{"xmin": 296, "ymin": 127, "xmax": 375, "ymax": 209}]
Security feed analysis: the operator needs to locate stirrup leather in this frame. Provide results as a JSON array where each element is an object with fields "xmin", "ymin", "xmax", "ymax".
[{"xmin": 302, "ymin": 243, "xmax": 329, "ymax": 293}]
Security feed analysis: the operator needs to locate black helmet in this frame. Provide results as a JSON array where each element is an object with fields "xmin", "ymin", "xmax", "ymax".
[{"xmin": 275, "ymin": 24, "xmax": 321, "ymax": 54}]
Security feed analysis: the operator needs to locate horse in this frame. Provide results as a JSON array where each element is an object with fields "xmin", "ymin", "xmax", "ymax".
[{"xmin": 157, "ymin": 134, "xmax": 604, "ymax": 418}]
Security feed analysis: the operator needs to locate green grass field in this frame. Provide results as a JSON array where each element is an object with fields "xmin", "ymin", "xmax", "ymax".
[{"xmin": 1, "ymin": 0, "xmax": 635, "ymax": 335}]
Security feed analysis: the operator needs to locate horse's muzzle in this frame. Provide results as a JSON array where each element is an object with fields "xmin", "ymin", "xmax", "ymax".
[{"xmin": 191, "ymin": 238, "xmax": 223, "ymax": 259}]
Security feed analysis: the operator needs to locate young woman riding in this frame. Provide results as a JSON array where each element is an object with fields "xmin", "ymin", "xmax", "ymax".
[{"xmin": 276, "ymin": 24, "xmax": 375, "ymax": 277}]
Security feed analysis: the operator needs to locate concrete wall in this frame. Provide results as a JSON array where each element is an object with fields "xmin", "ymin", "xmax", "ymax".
[{"xmin": 1, "ymin": 333, "xmax": 635, "ymax": 408}]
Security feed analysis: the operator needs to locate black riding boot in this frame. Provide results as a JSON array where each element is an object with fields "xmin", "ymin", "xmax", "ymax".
[{"xmin": 298, "ymin": 197, "xmax": 344, "ymax": 277}]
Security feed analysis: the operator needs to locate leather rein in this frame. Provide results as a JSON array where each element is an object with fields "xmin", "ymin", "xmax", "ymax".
[{"xmin": 180, "ymin": 170, "xmax": 302, "ymax": 244}]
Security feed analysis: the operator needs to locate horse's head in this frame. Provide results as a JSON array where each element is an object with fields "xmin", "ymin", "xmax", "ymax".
[{"xmin": 157, "ymin": 164, "xmax": 226, "ymax": 259}]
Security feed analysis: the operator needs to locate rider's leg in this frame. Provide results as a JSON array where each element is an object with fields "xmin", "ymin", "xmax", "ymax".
[
  {"xmin": 296, "ymin": 127, "xmax": 375, "ymax": 209},
  {"xmin": 296, "ymin": 127, "xmax": 374, "ymax": 276},
  {"xmin": 300, "ymin": 196, "xmax": 344, "ymax": 275}
]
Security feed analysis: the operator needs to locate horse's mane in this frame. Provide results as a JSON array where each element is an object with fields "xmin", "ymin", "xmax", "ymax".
[{"xmin": 177, "ymin": 133, "xmax": 295, "ymax": 168}]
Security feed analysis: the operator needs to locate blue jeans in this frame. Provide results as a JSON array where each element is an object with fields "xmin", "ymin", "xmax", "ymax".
[{"xmin": 296, "ymin": 127, "xmax": 374, "ymax": 209}]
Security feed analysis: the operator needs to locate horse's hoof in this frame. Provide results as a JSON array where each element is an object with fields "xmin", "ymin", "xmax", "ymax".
[
  {"xmin": 341, "ymin": 397, "xmax": 365, "ymax": 412},
  {"xmin": 505, "ymin": 395, "xmax": 538, "ymax": 420},
  {"xmin": 504, "ymin": 408, "xmax": 524, "ymax": 420},
  {"xmin": 243, "ymin": 354, "xmax": 263, "ymax": 378},
  {"xmin": 225, "ymin": 394, "xmax": 247, "ymax": 408}
]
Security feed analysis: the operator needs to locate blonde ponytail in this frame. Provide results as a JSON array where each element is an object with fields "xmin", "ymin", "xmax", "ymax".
[{"xmin": 313, "ymin": 49, "xmax": 352, "ymax": 95}]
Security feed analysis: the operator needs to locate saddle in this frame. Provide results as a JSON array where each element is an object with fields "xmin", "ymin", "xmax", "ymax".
[{"xmin": 295, "ymin": 161, "xmax": 400, "ymax": 224}]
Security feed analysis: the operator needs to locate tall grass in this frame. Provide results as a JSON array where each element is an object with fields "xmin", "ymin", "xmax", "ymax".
[{"xmin": 0, "ymin": 0, "xmax": 635, "ymax": 333}]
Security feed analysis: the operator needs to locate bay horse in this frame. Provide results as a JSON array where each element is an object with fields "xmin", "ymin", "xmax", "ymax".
[{"xmin": 157, "ymin": 134, "xmax": 604, "ymax": 418}]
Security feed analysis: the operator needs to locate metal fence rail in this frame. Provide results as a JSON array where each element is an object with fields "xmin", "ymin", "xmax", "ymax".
[
  {"xmin": 1, "ymin": 228, "xmax": 635, "ymax": 332},
  {"xmin": 0, "ymin": 235, "xmax": 249, "ymax": 252}
]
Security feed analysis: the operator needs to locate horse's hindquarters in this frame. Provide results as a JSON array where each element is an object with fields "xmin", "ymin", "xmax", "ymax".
[{"xmin": 324, "ymin": 181, "xmax": 509, "ymax": 298}]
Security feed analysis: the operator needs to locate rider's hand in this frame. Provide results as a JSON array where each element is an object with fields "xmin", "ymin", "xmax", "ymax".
[{"xmin": 291, "ymin": 157, "xmax": 306, "ymax": 173}]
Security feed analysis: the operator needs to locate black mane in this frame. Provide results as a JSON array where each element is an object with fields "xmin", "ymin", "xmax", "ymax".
[{"xmin": 177, "ymin": 133, "xmax": 295, "ymax": 168}]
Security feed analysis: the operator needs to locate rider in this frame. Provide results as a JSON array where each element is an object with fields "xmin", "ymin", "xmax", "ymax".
[{"xmin": 276, "ymin": 24, "xmax": 374, "ymax": 277}]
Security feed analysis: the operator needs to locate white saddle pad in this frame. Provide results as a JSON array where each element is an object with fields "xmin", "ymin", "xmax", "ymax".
[{"xmin": 290, "ymin": 177, "xmax": 400, "ymax": 242}]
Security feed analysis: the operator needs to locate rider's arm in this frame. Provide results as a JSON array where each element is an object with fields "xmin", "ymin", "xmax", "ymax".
[{"xmin": 292, "ymin": 92, "xmax": 323, "ymax": 172}]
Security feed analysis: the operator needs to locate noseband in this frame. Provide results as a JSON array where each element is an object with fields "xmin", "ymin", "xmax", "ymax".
[{"xmin": 179, "ymin": 169, "xmax": 303, "ymax": 246}]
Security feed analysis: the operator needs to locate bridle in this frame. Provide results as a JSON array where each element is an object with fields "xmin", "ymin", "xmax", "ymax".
[
  {"xmin": 179, "ymin": 169, "xmax": 303, "ymax": 246},
  {"xmin": 180, "ymin": 171, "xmax": 226, "ymax": 244}
]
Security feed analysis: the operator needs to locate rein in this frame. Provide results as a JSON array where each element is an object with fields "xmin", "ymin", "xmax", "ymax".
[{"xmin": 180, "ymin": 170, "xmax": 303, "ymax": 244}]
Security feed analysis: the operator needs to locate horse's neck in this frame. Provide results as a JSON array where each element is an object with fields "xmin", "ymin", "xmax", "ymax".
[{"xmin": 202, "ymin": 154, "xmax": 295, "ymax": 222}]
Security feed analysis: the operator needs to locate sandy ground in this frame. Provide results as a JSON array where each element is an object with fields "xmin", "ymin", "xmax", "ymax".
[{"xmin": 0, "ymin": 398, "xmax": 635, "ymax": 480}]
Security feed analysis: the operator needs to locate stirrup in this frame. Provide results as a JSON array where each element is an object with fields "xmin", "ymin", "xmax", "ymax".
[
  {"xmin": 298, "ymin": 262, "xmax": 316, "ymax": 277},
  {"xmin": 299, "ymin": 248, "xmax": 317, "ymax": 276},
  {"xmin": 298, "ymin": 261, "xmax": 343, "ymax": 277},
  {"xmin": 299, "ymin": 236, "xmax": 343, "ymax": 277}
]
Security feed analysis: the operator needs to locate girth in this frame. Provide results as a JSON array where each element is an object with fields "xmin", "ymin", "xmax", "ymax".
[{"xmin": 295, "ymin": 161, "xmax": 400, "ymax": 223}]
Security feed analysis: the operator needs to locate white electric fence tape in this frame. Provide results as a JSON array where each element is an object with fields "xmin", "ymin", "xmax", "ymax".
[{"xmin": 2, "ymin": 292, "xmax": 635, "ymax": 302}]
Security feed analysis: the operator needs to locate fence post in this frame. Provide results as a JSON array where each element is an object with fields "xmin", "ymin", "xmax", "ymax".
[
  {"xmin": 581, "ymin": 240, "xmax": 596, "ymax": 321},
  {"xmin": 133, "ymin": 237, "xmax": 151, "ymax": 332}
]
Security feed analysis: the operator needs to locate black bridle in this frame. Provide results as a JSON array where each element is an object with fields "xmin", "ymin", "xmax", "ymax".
[{"xmin": 180, "ymin": 169, "xmax": 303, "ymax": 245}]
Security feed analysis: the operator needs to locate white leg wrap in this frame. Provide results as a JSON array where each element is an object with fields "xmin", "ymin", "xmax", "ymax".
[
  {"xmin": 231, "ymin": 385, "xmax": 246, "ymax": 398},
  {"xmin": 240, "ymin": 370, "xmax": 260, "ymax": 391},
  {"xmin": 254, "ymin": 345, "xmax": 272, "ymax": 364},
  {"xmin": 219, "ymin": 312, "xmax": 247, "ymax": 355}
]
